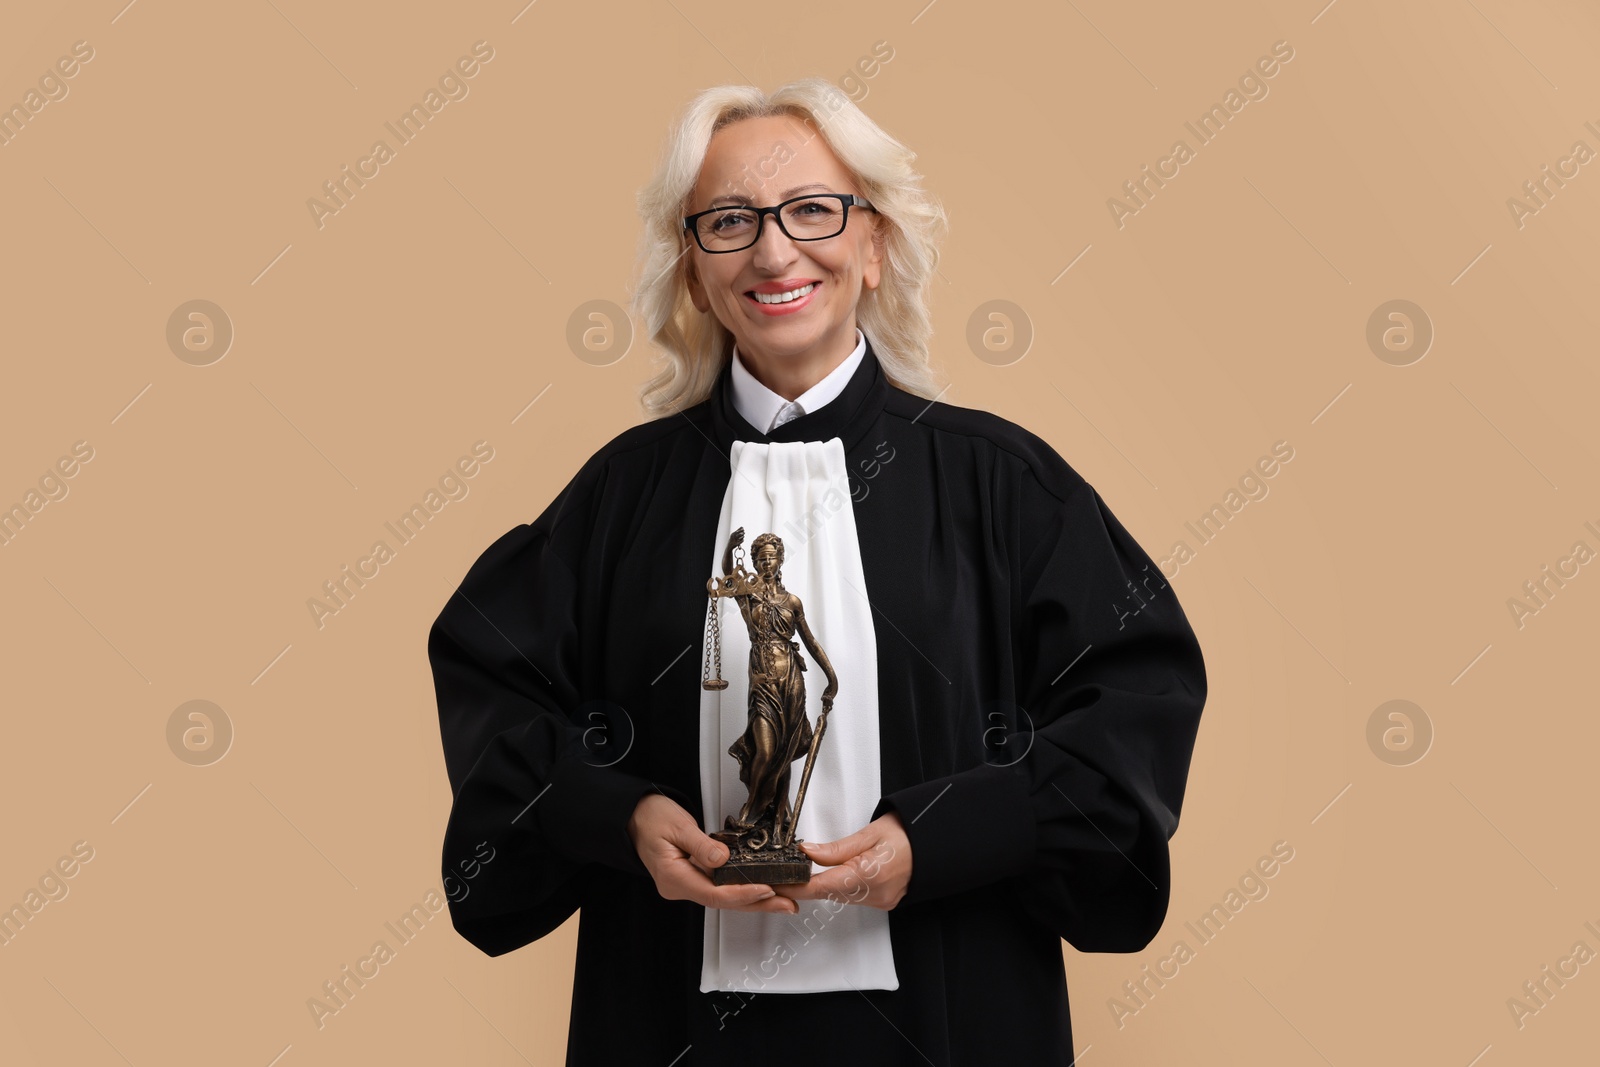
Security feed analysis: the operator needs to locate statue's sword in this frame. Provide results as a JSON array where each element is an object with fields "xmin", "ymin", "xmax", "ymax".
[{"xmin": 778, "ymin": 702, "xmax": 829, "ymax": 848}]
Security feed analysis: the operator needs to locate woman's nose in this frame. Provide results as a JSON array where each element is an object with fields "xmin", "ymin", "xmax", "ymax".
[{"xmin": 751, "ymin": 213, "xmax": 798, "ymax": 266}]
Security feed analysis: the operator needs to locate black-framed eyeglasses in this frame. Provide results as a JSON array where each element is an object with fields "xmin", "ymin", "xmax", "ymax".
[{"xmin": 682, "ymin": 193, "xmax": 877, "ymax": 254}]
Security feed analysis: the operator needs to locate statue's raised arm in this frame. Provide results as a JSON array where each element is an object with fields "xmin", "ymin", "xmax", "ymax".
[{"xmin": 707, "ymin": 526, "xmax": 760, "ymax": 599}]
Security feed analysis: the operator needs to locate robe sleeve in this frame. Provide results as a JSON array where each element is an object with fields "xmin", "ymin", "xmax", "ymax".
[
  {"xmin": 431, "ymin": 467, "xmax": 694, "ymax": 957},
  {"xmin": 870, "ymin": 464, "xmax": 1206, "ymax": 952}
]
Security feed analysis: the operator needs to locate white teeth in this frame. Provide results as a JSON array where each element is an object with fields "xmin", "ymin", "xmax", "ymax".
[{"xmin": 750, "ymin": 283, "xmax": 816, "ymax": 304}]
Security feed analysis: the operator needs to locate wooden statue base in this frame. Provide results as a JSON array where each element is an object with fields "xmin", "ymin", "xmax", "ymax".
[{"xmin": 708, "ymin": 826, "xmax": 812, "ymax": 886}]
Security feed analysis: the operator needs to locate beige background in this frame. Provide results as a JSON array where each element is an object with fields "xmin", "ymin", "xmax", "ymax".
[{"xmin": 1, "ymin": 0, "xmax": 1596, "ymax": 1063}]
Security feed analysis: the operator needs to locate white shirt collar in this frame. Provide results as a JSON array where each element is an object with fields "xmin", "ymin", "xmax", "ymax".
[{"xmin": 729, "ymin": 328, "xmax": 866, "ymax": 433}]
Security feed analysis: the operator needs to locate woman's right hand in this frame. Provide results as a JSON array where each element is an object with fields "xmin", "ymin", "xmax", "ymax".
[{"xmin": 627, "ymin": 793, "xmax": 798, "ymax": 914}]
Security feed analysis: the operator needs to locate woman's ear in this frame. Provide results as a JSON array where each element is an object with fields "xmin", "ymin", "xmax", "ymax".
[
  {"xmin": 685, "ymin": 248, "xmax": 711, "ymax": 312},
  {"xmin": 862, "ymin": 215, "xmax": 886, "ymax": 292}
]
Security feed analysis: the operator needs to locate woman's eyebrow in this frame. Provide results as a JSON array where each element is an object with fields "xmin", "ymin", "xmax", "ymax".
[{"xmin": 707, "ymin": 182, "xmax": 836, "ymax": 207}]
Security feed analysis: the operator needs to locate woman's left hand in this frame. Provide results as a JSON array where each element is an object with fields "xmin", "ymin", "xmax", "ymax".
[{"xmin": 773, "ymin": 811, "xmax": 911, "ymax": 911}]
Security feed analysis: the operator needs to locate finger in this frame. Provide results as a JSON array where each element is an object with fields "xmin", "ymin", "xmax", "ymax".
[
  {"xmin": 665, "ymin": 864, "xmax": 779, "ymax": 910},
  {"xmin": 706, "ymin": 883, "xmax": 798, "ymax": 912},
  {"xmin": 663, "ymin": 820, "xmax": 728, "ymax": 873},
  {"xmin": 774, "ymin": 866, "xmax": 874, "ymax": 905},
  {"xmin": 659, "ymin": 864, "xmax": 800, "ymax": 912},
  {"xmin": 727, "ymin": 894, "xmax": 799, "ymax": 915},
  {"xmin": 798, "ymin": 831, "xmax": 871, "ymax": 866},
  {"xmin": 710, "ymin": 881, "xmax": 778, "ymax": 905},
  {"xmin": 688, "ymin": 839, "xmax": 730, "ymax": 875},
  {"xmin": 648, "ymin": 839, "xmax": 720, "ymax": 880},
  {"xmin": 702, "ymin": 869, "xmax": 807, "ymax": 911},
  {"xmin": 662, "ymin": 871, "xmax": 747, "ymax": 906}
]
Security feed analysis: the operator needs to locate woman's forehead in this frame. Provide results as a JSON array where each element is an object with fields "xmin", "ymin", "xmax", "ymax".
[{"xmin": 695, "ymin": 115, "xmax": 852, "ymax": 204}]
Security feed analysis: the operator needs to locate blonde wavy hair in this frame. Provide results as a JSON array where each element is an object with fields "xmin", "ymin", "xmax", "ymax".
[{"xmin": 631, "ymin": 76, "xmax": 949, "ymax": 418}]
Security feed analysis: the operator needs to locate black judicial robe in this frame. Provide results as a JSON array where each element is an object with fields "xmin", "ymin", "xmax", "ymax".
[{"xmin": 431, "ymin": 337, "xmax": 1207, "ymax": 1065}]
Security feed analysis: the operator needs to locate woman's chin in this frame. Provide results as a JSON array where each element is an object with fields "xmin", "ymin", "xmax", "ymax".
[{"xmin": 731, "ymin": 319, "xmax": 826, "ymax": 351}]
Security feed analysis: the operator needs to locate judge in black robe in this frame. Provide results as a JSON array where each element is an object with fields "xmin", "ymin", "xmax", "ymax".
[{"xmin": 430, "ymin": 334, "xmax": 1207, "ymax": 1065}]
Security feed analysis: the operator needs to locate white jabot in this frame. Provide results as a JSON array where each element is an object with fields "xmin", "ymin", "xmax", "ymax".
[
  {"xmin": 729, "ymin": 328, "xmax": 866, "ymax": 433},
  {"xmin": 699, "ymin": 437, "xmax": 898, "ymax": 994}
]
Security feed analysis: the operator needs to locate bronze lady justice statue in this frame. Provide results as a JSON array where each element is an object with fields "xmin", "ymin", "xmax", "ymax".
[{"xmin": 703, "ymin": 527, "xmax": 837, "ymax": 883}]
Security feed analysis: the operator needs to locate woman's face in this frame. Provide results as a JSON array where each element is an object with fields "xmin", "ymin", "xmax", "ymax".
[
  {"xmin": 755, "ymin": 543, "xmax": 780, "ymax": 578},
  {"xmin": 684, "ymin": 114, "xmax": 884, "ymax": 370}
]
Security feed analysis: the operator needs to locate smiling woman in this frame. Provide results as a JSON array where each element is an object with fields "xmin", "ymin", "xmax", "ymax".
[
  {"xmin": 431, "ymin": 75, "xmax": 1207, "ymax": 1067},
  {"xmin": 632, "ymin": 83, "xmax": 947, "ymax": 416}
]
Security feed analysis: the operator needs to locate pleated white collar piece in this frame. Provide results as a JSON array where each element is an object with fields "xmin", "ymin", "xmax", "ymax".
[{"xmin": 697, "ymin": 436, "xmax": 898, "ymax": 994}]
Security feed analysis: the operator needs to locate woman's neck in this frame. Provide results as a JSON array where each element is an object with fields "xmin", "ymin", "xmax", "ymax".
[{"xmin": 737, "ymin": 323, "xmax": 858, "ymax": 401}]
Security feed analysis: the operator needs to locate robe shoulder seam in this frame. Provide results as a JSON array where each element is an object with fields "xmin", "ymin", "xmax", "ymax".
[
  {"xmin": 535, "ymin": 407, "xmax": 715, "ymax": 562},
  {"xmin": 880, "ymin": 390, "xmax": 1091, "ymax": 505},
  {"xmin": 588, "ymin": 405, "xmax": 713, "ymax": 462}
]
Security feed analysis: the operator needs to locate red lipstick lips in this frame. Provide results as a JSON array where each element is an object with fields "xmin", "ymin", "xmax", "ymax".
[{"xmin": 745, "ymin": 280, "xmax": 820, "ymax": 316}]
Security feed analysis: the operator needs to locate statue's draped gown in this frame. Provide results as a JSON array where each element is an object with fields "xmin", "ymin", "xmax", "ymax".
[{"xmin": 727, "ymin": 590, "xmax": 815, "ymax": 833}]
